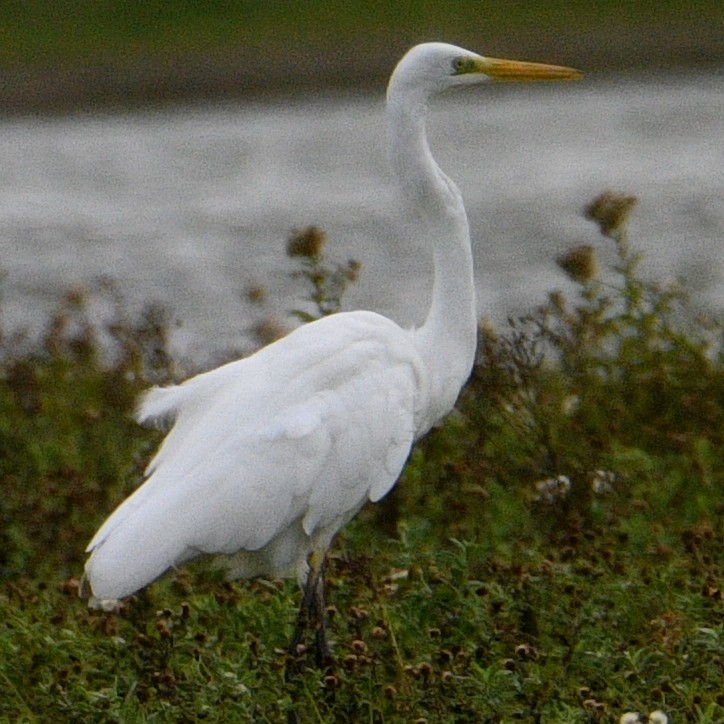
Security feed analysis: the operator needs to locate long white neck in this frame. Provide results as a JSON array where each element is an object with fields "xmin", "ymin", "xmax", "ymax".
[{"xmin": 387, "ymin": 83, "xmax": 478, "ymax": 433}]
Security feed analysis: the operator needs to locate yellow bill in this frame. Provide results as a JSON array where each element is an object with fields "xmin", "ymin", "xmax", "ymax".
[{"xmin": 478, "ymin": 57, "xmax": 582, "ymax": 81}]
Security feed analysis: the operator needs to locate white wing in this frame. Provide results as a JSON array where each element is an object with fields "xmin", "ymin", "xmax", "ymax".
[{"xmin": 85, "ymin": 310, "xmax": 427, "ymax": 600}]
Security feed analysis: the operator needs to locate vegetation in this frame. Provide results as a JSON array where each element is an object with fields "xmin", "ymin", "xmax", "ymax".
[
  {"xmin": 1, "ymin": 193, "xmax": 722, "ymax": 722},
  {"xmin": 3, "ymin": 1, "xmax": 721, "ymax": 69},
  {"xmin": 5, "ymin": 2, "xmax": 720, "ymax": 114}
]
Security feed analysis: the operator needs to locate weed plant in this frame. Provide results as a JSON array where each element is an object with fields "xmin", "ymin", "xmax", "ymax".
[{"xmin": 0, "ymin": 194, "xmax": 721, "ymax": 722}]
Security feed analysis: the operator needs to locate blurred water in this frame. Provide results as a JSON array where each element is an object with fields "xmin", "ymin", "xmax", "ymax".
[{"xmin": 1, "ymin": 67, "xmax": 722, "ymax": 360}]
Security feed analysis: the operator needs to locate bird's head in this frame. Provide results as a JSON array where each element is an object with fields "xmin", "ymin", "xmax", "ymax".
[{"xmin": 388, "ymin": 42, "xmax": 581, "ymax": 102}]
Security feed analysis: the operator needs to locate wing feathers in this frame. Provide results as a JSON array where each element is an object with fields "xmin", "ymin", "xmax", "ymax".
[{"xmin": 85, "ymin": 311, "xmax": 425, "ymax": 599}]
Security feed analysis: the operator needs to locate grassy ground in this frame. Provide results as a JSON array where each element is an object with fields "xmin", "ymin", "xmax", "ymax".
[
  {"xmin": 0, "ymin": 192, "xmax": 722, "ymax": 721},
  {"xmin": 2, "ymin": 1, "xmax": 723, "ymax": 112}
]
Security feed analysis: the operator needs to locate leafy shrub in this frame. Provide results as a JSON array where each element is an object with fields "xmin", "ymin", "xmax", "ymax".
[{"xmin": 0, "ymin": 283, "xmax": 171, "ymax": 579}]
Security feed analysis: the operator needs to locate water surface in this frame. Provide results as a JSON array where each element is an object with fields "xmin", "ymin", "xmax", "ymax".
[{"xmin": 1, "ymin": 68, "xmax": 722, "ymax": 359}]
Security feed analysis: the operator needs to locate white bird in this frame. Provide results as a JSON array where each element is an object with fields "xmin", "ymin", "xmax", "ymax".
[{"xmin": 83, "ymin": 42, "xmax": 580, "ymax": 660}]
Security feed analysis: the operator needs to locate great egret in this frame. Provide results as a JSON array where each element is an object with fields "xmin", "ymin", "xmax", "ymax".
[{"xmin": 83, "ymin": 43, "xmax": 579, "ymax": 660}]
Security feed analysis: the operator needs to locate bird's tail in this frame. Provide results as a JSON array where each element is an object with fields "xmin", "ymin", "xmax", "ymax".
[{"xmin": 135, "ymin": 385, "xmax": 183, "ymax": 427}]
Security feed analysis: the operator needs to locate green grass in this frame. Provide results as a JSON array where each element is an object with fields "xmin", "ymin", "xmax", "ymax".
[
  {"xmin": 1, "ymin": 194, "xmax": 722, "ymax": 722},
  {"xmin": 2, "ymin": 0, "xmax": 721, "ymax": 68}
]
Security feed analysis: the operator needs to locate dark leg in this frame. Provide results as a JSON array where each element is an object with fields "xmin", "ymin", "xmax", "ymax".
[
  {"xmin": 287, "ymin": 551, "xmax": 332, "ymax": 668},
  {"xmin": 285, "ymin": 552, "xmax": 331, "ymax": 724},
  {"xmin": 311, "ymin": 557, "xmax": 331, "ymax": 668}
]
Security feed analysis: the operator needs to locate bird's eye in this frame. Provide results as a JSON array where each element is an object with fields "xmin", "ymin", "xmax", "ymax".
[{"xmin": 452, "ymin": 57, "xmax": 473, "ymax": 75}]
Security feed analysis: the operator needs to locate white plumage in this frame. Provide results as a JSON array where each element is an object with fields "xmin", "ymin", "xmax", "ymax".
[
  {"xmin": 83, "ymin": 43, "xmax": 579, "ymax": 638},
  {"xmin": 85, "ymin": 312, "xmax": 424, "ymax": 603}
]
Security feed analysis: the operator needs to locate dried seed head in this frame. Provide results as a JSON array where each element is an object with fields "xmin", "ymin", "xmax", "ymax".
[
  {"xmin": 245, "ymin": 284, "xmax": 267, "ymax": 304},
  {"xmin": 251, "ymin": 317, "xmax": 287, "ymax": 346},
  {"xmin": 514, "ymin": 643, "xmax": 539, "ymax": 660},
  {"xmin": 548, "ymin": 290, "xmax": 567, "ymax": 313},
  {"xmin": 323, "ymin": 674, "xmax": 339, "ymax": 689},
  {"xmin": 585, "ymin": 189, "xmax": 638, "ymax": 236},
  {"xmin": 557, "ymin": 244, "xmax": 599, "ymax": 283},
  {"xmin": 349, "ymin": 606, "xmax": 369, "ymax": 620},
  {"xmin": 64, "ymin": 287, "xmax": 88, "ymax": 308},
  {"xmin": 344, "ymin": 259, "xmax": 362, "ymax": 281},
  {"xmin": 287, "ymin": 226, "xmax": 326, "ymax": 258},
  {"xmin": 454, "ymin": 650, "xmax": 469, "ymax": 664},
  {"xmin": 371, "ymin": 625, "xmax": 386, "ymax": 639},
  {"xmin": 351, "ymin": 639, "xmax": 368, "ymax": 654},
  {"xmin": 343, "ymin": 654, "xmax": 358, "ymax": 670},
  {"xmin": 702, "ymin": 583, "xmax": 721, "ymax": 600},
  {"xmin": 417, "ymin": 661, "xmax": 433, "ymax": 679}
]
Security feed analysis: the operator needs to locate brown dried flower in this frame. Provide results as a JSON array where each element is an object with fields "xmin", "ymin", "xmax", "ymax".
[
  {"xmin": 251, "ymin": 318, "xmax": 287, "ymax": 346},
  {"xmin": 557, "ymin": 244, "xmax": 599, "ymax": 283},
  {"xmin": 245, "ymin": 284, "xmax": 267, "ymax": 304},
  {"xmin": 287, "ymin": 225, "xmax": 327, "ymax": 259},
  {"xmin": 585, "ymin": 189, "xmax": 638, "ymax": 236}
]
